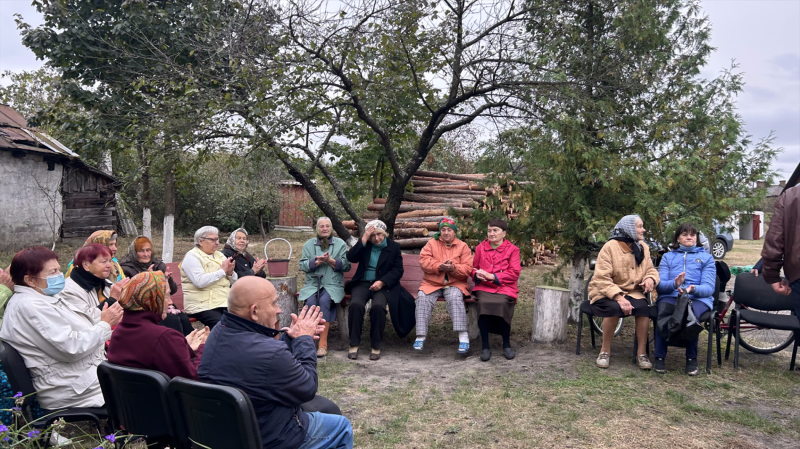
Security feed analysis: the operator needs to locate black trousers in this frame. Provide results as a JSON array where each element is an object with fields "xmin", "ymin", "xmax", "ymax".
[
  {"xmin": 160, "ymin": 312, "xmax": 195, "ymax": 336},
  {"xmin": 348, "ymin": 281, "xmax": 388, "ymax": 349},
  {"xmin": 188, "ymin": 307, "xmax": 227, "ymax": 329},
  {"xmin": 300, "ymin": 395, "xmax": 342, "ymax": 415}
]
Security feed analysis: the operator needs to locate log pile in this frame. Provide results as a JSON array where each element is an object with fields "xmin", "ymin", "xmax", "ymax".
[{"xmin": 344, "ymin": 170, "xmax": 560, "ymax": 264}]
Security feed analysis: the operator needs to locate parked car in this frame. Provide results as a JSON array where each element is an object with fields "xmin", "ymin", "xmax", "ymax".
[{"xmin": 705, "ymin": 228, "xmax": 734, "ymax": 260}]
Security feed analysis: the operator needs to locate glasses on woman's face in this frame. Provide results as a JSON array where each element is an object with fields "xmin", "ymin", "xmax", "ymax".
[{"xmin": 202, "ymin": 237, "xmax": 220, "ymax": 243}]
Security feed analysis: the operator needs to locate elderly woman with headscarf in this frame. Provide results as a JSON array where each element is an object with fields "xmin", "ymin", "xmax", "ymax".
[
  {"xmin": 221, "ymin": 228, "xmax": 268, "ymax": 279},
  {"xmin": 414, "ymin": 217, "xmax": 474, "ymax": 354},
  {"xmin": 119, "ymin": 236, "xmax": 194, "ymax": 336},
  {"xmin": 66, "ymin": 230, "xmax": 125, "ymax": 284},
  {"xmin": 0, "ymin": 247, "xmax": 123, "ymax": 410},
  {"xmin": 588, "ymin": 214, "xmax": 660, "ymax": 370},
  {"xmin": 107, "ymin": 271, "xmax": 209, "ymax": 380},
  {"xmin": 180, "ymin": 226, "xmax": 237, "ymax": 328},
  {"xmin": 344, "ymin": 220, "xmax": 404, "ymax": 361},
  {"xmin": 60, "ymin": 244, "xmax": 131, "ymax": 324},
  {"xmin": 299, "ymin": 217, "xmax": 351, "ymax": 357},
  {"xmin": 472, "ymin": 218, "xmax": 521, "ymax": 362}
]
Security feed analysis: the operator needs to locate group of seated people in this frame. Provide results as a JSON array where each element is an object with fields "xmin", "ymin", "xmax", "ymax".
[
  {"xmin": 297, "ymin": 216, "xmax": 521, "ymax": 362},
  {"xmin": 588, "ymin": 215, "xmax": 718, "ymax": 375},
  {"xmin": 0, "ymin": 229, "xmax": 353, "ymax": 448},
  {"xmin": 0, "ymin": 212, "xmax": 746, "ymax": 443}
]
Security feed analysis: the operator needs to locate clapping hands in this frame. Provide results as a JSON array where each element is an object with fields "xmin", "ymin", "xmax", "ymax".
[
  {"xmin": 475, "ymin": 269, "xmax": 493, "ymax": 282},
  {"xmin": 185, "ymin": 327, "xmax": 210, "ymax": 351},
  {"xmin": 438, "ymin": 259, "xmax": 455, "ymax": 273}
]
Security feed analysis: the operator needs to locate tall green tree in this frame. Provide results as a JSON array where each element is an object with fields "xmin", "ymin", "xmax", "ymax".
[{"xmin": 500, "ymin": 0, "xmax": 777, "ymax": 319}]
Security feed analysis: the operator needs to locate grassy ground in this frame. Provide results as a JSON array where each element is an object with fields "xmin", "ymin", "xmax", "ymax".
[{"xmin": 1, "ymin": 235, "xmax": 796, "ymax": 448}]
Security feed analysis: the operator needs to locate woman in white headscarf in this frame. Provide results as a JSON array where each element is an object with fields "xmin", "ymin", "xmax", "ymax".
[
  {"xmin": 587, "ymin": 215, "xmax": 660, "ymax": 370},
  {"xmin": 221, "ymin": 228, "xmax": 268, "ymax": 279}
]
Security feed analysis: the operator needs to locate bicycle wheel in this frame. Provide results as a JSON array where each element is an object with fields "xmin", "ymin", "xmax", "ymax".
[
  {"xmin": 591, "ymin": 316, "xmax": 624, "ymax": 337},
  {"xmin": 737, "ymin": 309, "xmax": 796, "ymax": 354}
]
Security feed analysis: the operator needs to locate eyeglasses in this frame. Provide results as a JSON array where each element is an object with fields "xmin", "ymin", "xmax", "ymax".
[{"xmin": 201, "ymin": 237, "xmax": 220, "ymax": 243}]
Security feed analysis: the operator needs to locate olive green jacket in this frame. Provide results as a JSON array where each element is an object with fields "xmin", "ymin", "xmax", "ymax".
[{"xmin": 298, "ymin": 237, "xmax": 351, "ymax": 304}]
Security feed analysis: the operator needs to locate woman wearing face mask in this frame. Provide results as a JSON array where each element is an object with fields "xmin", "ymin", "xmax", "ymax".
[
  {"xmin": 221, "ymin": 228, "xmax": 268, "ymax": 279},
  {"xmin": 0, "ymin": 247, "xmax": 123, "ymax": 409},
  {"xmin": 119, "ymin": 236, "xmax": 193, "ymax": 336},
  {"xmin": 60, "ymin": 244, "xmax": 131, "ymax": 324},
  {"xmin": 107, "ymin": 271, "xmax": 209, "ymax": 379},
  {"xmin": 654, "ymin": 223, "xmax": 716, "ymax": 375}
]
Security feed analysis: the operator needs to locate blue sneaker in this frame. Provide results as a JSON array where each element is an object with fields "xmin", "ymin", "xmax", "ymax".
[
  {"xmin": 413, "ymin": 340, "xmax": 424, "ymax": 351},
  {"xmin": 458, "ymin": 342, "xmax": 469, "ymax": 354}
]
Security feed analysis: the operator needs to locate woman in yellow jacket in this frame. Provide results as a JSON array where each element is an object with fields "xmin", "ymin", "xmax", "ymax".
[
  {"xmin": 180, "ymin": 226, "xmax": 237, "ymax": 328},
  {"xmin": 588, "ymin": 215, "xmax": 660, "ymax": 370}
]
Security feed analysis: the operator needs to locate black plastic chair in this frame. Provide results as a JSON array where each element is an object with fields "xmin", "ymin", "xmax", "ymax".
[
  {"xmin": 727, "ymin": 273, "xmax": 800, "ymax": 370},
  {"xmin": 0, "ymin": 340, "xmax": 107, "ymax": 429},
  {"xmin": 97, "ymin": 362, "xmax": 176, "ymax": 447},
  {"xmin": 168, "ymin": 377, "xmax": 262, "ymax": 449}
]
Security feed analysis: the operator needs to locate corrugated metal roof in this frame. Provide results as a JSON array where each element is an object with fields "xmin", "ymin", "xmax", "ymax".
[
  {"xmin": 0, "ymin": 104, "xmax": 115, "ymax": 183},
  {"xmin": 0, "ymin": 105, "xmax": 28, "ymax": 128}
]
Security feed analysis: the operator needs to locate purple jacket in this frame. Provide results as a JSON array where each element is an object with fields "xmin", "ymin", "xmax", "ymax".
[{"xmin": 107, "ymin": 310, "xmax": 203, "ymax": 379}]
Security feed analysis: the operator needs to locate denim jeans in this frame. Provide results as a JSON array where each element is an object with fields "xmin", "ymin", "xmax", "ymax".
[
  {"xmin": 654, "ymin": 298, "xmax": 710, "ymax": 359},
  {"xmin": 299, "ymin": 412, "xmax": 353, "ymax": 449}
]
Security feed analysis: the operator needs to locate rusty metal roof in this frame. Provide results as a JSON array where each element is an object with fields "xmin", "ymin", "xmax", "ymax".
[{"xmin": 0, "ymin": 104, "xmax": 113, "ymax": 181}]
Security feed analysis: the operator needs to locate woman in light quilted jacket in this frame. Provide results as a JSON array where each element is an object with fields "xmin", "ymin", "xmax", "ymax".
[{"xmin": 654, "ymin": 223, "xmax": 716, "ymax": 375}]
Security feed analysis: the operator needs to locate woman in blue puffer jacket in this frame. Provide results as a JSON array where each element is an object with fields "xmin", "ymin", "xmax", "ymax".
[{"xmin": 655, "ymin": 223, "xmax": 717, "ymax": 375}]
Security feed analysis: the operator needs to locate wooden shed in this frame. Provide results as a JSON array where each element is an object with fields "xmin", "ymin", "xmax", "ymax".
[
  {"xmin": 275, "ymin": 180, "xmax": 314, "ymax": 232},
  {"xmin": 0, "ymin": 104, "xmax": 118, "ymax": 249}
]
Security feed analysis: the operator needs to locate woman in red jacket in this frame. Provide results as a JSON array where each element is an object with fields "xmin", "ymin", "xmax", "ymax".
[
  {"xmin": 472, "ymin": 218, "xmax": 521, "ymax": 362},
  {"xmin": 107, "ymin": 271, "xmax": 209, "ymax": 379}
]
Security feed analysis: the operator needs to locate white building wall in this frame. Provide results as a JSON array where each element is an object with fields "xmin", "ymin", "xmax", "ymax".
[{"xmin": 0, "ymin": 152, "xmax": 63, "ymax": 250}]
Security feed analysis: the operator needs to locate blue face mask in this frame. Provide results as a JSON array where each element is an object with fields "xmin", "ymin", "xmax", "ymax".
[{"xmin": 41, "ymin": 273, "xmax": 65, "ymax": 296}]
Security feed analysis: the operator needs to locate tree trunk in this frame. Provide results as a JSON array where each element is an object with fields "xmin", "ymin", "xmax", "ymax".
[
  {"xmin": 162, "ymin": 161, "xmax": 176, "ymax": 263},
  {"xmin": 258, "ymin": 206, "xmax": 267, "ymax": 238},
  {"xmin": 100, "ymin": 150, "xmax": 137, "ymax": 237},
  {"xmin": 393, "ymin": 228, "xmax": 428, "ymax": 238},
  {"xmin": 368, "ymin": 202, "xmax": 467, "ymax": 212},
  {"xmin": 567, "ymin": 251, "xmax": 588, "ymax": 323},
  {"xmin": 277, "ymin": 155, "xmax": 358, "ymax": 247},
  {"xmin": 396, "ymin": 237, "xmax": 432, "ymax": 249},
  {"xmin": 268, "ymin": 277, "xmax": 298, "ymax": 329},
  {"xmin": 531, "ymin": 286, "xmax": 570, "ymax": 343},
  {"xmin": 141, "ymin": 151, "xmax": 151, "ymax": 238}
]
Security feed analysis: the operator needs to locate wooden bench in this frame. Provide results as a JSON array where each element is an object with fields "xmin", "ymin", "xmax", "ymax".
[{"xmin": 334, "ymin": 254, "xmax": 478, "ymax": 343}]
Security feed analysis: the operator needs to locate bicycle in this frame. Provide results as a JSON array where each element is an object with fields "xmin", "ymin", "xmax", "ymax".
[{"xmin": 715, "ymin": 287, "xmax": 795, "ymax": 355}]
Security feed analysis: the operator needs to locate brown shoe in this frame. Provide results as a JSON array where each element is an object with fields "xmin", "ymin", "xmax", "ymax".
[
  {"xmin": 347, "ymin": 351, "xmax": 358, "ymax": 360},
  {"xmin": 596, "ymin": 352, "xmax": 610, "ymax": 369},
  {"xmin": 316, "ymin": 323, "xmax": 330, "ymax": 358},
  {"xmin": 637, "ymin": 355, "xmax": 653, "ymax": 370},
  {"xmin": 369, "ymin": 349, "xmax": 381, "ymax": 361}
]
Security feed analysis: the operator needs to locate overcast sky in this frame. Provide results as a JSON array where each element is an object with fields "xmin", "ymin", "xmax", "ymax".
[{"xmin": 1, "ymin": 0, "xmax": 798, "ymax": 180}]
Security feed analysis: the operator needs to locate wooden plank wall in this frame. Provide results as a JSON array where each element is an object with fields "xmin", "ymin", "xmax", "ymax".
[
  {"xmin": 278, "ymin": 185, "xmax": 313, "ymax": 227},
  {"xmin": 61, "ymin": 166, "xmax": 118, "ymax": 238}
]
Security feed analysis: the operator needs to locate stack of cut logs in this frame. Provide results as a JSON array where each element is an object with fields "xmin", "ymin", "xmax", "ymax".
[{"xmin": 341, "ymin": 170, "xmax": 558, "ymax": 267}]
